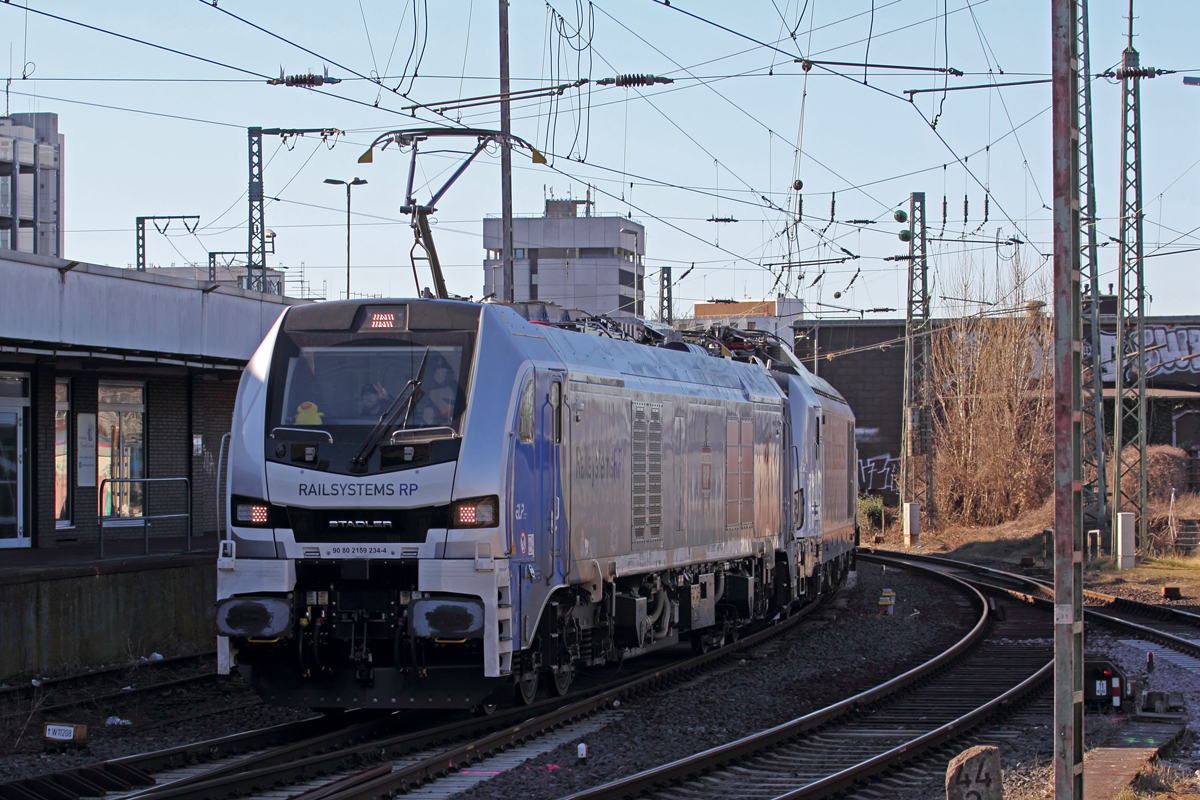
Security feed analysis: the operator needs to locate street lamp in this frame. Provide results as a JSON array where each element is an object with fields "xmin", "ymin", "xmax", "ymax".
[{"xmin": 324, "ymin": 177, "xmax": 367, "ymax": 298}]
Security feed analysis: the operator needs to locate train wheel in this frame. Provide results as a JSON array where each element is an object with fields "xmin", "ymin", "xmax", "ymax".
[
  {"xmin": 515, "ymin": 669, "xmax": 539, "ymax": 705},
  {"xmin": 690, "ymin": 633, "xmax": 711, "ymax": 655},
  {"xmin": 545, "ymin": 665, "xmax": 573, "ymax": 697},
  {"xmin": 473, "ymin": 700, "xmax": 498, "ymax": 716}
]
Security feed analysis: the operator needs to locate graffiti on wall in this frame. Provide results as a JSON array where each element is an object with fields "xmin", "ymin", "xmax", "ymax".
[
  {"xmin": 859, "ymin": 453, "xmax": 900, "ymax": 494},
  {"xmin": 1099, "ymin": 327, "xmax": 1200, "ymax": 383}
]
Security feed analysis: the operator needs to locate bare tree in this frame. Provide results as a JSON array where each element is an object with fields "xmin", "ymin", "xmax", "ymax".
[{"xmin": 929, "ymin": 250, "xmax": 1054, "ymax": 525}]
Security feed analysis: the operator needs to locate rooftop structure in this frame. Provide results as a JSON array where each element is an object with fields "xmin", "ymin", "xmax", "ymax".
[
  {"xmin": 482, "ymin": 199, "xmax": 646, "ymax": 318},
  {"xmin": 0, "ymin": 112, "xmax": 64, "ymax": 258},
  {"xmin": 679, "ymin": 296, "xmax": 806, "ymax": 338}
]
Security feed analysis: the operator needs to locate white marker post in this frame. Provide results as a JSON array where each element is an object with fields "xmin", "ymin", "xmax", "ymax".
[
  {"xmin": 1117, "ymin": 512, "xmax": 1136, "ymax": 570},
  {"xmin": 903, "ymin": 503, "xmax": 920, "ymax": 548}
]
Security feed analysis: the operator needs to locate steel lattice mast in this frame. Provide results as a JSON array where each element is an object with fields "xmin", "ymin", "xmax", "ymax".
[
  {"xmin": 1077, "ymin": 0, "xmax": 1108, "ymax": 536},
  {"xmin": 1112, "ymin": 2, "xmax": 1156, "ymax": 549},
  {"xmin": 900, "ymin": 192, "xmax": 933, "ymax": 519},
  {"xmin": 246, "ymin": 127, "xmax": 341, "ymax": 295}
]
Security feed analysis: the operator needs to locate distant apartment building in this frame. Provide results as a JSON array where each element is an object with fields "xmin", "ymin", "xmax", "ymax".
[
  {"xmin": 680, "ymin": 296, "xmax": 806, "ymax": 338},
  {"xmin": 483, "ymin": 199, "xmax": 646, "ymax": 318},
  {"xmin": 0, "ymin": 113, "xmax": 64, "ymax": 258}
]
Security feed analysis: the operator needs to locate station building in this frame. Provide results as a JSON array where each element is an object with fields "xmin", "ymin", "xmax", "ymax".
[
  {"xmin": 482, "ymin": 199, "xmax": 646, "ymax": 318},
  {"xmin": 0, "ymin": 248, "xmax": 304, "ymax": 552}
]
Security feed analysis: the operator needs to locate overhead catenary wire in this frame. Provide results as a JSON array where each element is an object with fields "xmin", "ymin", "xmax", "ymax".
[
  {"xmin": 15, "ymin": 0, "xmax": 1070, "ymax": 312},
  {"xmin": 3, "ymin": 2, "xmax": 461, "ymax": 126}
]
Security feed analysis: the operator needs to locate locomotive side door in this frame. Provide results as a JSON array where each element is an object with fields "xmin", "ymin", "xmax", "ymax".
[
  {"xmin": 543, "ymin": 371, "xmax": 568, "ymax": 586},
  {"xmin": 509, "ymin": 368, "xmax": 564, "ymax": 649},
  {"xmin": 809, "ymin": 409, "xmax": 822, "ymax": 537}
]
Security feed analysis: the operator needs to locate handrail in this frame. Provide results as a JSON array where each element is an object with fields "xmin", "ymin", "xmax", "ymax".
[
  {"xmin": 270, "ymin": 426, "xmax": 333, "ymax": 443},
  {"xmin": 388, "ymin": 426, "xmax": 456, "ymax": 443},
  {"xmin": 98, "ymin": 477, "xmax": 191, "ymax": 558},
  {"xmin": 217, "ymin": 433, "xmax": 231, "ymax": 542}
]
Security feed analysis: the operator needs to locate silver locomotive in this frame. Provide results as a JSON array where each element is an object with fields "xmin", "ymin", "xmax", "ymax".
[{"xmin": 215, "ymin": 299, "xmax": 856, "ymax": 709}]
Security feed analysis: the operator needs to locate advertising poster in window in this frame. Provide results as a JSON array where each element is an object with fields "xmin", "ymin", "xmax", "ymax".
[{"xmin": 77, "ymin": 413, "xmax": 96, "ymax": 487}]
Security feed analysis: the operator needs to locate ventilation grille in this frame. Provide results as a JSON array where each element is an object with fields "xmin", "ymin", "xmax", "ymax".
[{"xmin": 632, "ymin": 402, "xmax": 663, "ymax": 542}]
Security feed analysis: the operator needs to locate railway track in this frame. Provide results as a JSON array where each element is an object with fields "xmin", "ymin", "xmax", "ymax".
[
  {"xmin": 23, "ymin": 552, "xmax": 1182, "ymax": 800},
  {"xmin": 553, "ymin": 553, "xmax": 1048, "ymax": 800},
  {"xmin": 0, "ymin": 593, "xmax": 833, "ymax": 800},
  {"xmin": 0, "ymin": 652, "xmax": 220, "ymax": 724},
  {"xmin": 861, "ymin": 548, "xmax": 1200, "ymax": 659},
  {"xmin": 0, "ymin": 708, "xmax": 397, "ymax": 800},
  {"xmin": 548, "ymin": 550, "xmax": 1200, "ymax": 800}
]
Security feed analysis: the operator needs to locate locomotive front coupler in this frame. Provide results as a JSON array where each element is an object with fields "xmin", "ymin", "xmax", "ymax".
[{"xmin": 347, "ymin": 611, "xmax": 375, "ymax": 686}]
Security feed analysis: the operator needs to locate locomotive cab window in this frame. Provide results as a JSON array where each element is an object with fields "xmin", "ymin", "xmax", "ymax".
[
  {"xmin": 518, "ymin": 380, "xmax": 535, "ymax": 443},
  {"xmin": 266, "ymin": 309, "xmax": 477, "ymax": 439}
]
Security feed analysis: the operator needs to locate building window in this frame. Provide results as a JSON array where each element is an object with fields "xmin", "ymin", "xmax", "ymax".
[
  {"xmin": 637, "ymin": 299, "xmax": 644, "ymax": 317},
  {"xmin": 619, "ymin": 296, "xmax": 635, "ymax": 314},
  {"xmin": 636, "ymin": 273, "xmax": 644, "ymax": 292},
  {"xmin": 55, "ymin": 379, "xmax": 71, "ymax": 526},
  {"xmin": 619, "ymin": 269, "xmax": 635, "ymax": 288},
  {"xmin": 0, "ymin": 372, "xmax": 29, "ymax": 546},
  {"xmin": 98, "ymin": 382, "xmax": 145, "ymax": 519},
  {"xmin": 514, "ymin": 248, "xmax": 525, "ymax": 259}
]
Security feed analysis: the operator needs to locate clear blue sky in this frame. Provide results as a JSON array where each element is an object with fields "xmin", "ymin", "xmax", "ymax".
[{"xmin": 4, "ymin": 1, "xmax": 1198, "ymax": 318}]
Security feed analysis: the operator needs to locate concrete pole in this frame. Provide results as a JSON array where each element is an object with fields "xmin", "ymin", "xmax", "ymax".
[
  {"xmin": 499, "ymin": 0, "xmax": 514, "ymax": 302},
  {"xmin": 1052, "ymin": 0, "xmax": 1085, "ymax": 797},
  {"xmin": 345, "ymin": 183, "xmax": 352, "ymax": 299}
]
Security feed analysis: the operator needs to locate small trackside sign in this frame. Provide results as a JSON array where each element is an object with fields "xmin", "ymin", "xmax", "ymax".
[{"xmin": 44, "ymin": 722, "xmax": 86, "ymax": 742}]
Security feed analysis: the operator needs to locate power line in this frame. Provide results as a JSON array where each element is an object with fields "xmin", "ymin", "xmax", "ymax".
[
  {"xmin": 2, "ymin": 88, "xmax": 243, "ymax": 128},
  {"xmin": 3, "ymin": 2, "xmax": 461, "ymax": 126}
]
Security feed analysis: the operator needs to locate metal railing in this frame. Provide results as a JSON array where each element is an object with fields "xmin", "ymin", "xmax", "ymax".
[{"xmin": 98, "ymin": 477, "xmax": 191, "ymax": 558}]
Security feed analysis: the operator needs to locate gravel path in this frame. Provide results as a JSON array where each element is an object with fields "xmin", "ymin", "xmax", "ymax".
[{"xmin": 452, "ymin": 564, "xmax": 976, "ymax": 800}]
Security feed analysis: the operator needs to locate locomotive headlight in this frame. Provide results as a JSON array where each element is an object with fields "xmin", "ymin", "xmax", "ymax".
[{"xmin": 450, "ymin": 495, "xmax": 499, "ymax": 528}]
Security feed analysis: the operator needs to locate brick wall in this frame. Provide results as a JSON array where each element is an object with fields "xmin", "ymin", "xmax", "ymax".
[
  {"xmin": 190, "ymin": 376, "xmax": 239, "ymax": 536},
  {"xmin": 147, "ymin": 375, "xmax": 190, "ymax": 538},
  {"xmin": 796, "ymin": 322, "xmax": 906, "ymax": 502}
]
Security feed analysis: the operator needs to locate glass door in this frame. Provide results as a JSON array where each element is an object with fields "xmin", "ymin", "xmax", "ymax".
[{"xmin": 0, "ymin": 408, "xmax": 26, "ymax": 547}]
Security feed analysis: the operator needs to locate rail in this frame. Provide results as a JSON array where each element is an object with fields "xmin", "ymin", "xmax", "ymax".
[
  {"xmin": 557, "ymin": 559, "xmax": 995, "ymax": 800},
  {"xmin": 859, "ymin": 546, "xmax": 1200, "ymax": 658},
  {"xmin": 119, "ymin": 594, "xmax": 832, "ymax": 800},
  {"xmin": 98, "ymin": 477, "xmax": 191, "ymax": 558}
]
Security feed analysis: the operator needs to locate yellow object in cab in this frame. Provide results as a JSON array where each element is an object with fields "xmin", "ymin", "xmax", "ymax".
[{"xmin": 295, "ymin": 402, "xmax": 324, "ymax": 425}]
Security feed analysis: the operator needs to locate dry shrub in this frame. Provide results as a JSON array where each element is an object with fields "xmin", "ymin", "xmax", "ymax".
[
  {"xmin": 1109, "ymin": 444, "xmax": 1189, "ymax": 502},
  {"xmin": 930, "ymin": 313, "xmax": 1054, "ymax": 526},
  {"xmin": 1122, "ymin": 758, "xmax": 1200, "ymax": 797}
]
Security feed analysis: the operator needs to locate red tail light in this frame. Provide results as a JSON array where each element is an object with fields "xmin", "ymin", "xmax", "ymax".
[{"xmin": 450, "ymin": 496, "xmax": 499, "ymax": 529}]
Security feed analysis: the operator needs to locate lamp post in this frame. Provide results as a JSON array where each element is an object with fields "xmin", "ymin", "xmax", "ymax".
[{"xmin": 324, "ymin": 177, "xmax": 367, "ymax": 298}]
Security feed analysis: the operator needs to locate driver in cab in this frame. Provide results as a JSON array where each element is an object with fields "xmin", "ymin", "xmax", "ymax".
[{"xmin": 417, "ymin": 363, "xmax": 456, "ymax": 426}]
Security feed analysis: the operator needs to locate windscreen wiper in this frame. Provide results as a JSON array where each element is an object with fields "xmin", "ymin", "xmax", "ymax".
[{"xmin": 349, "ymin": 349, "xmax": 429, "ymax": 472}]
